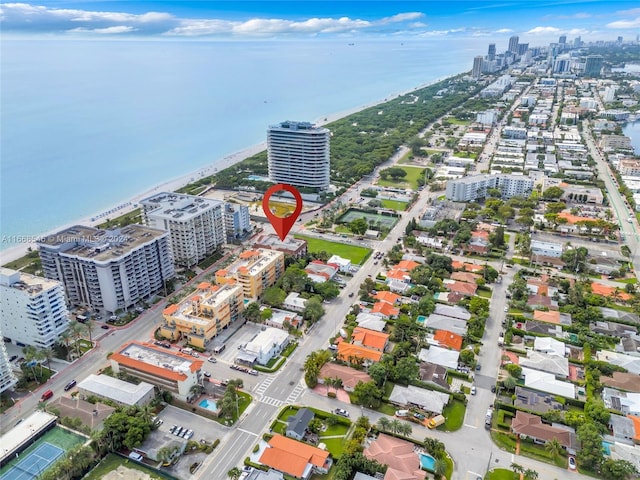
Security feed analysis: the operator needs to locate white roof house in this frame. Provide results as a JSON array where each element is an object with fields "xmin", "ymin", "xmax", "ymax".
[
  {"xmin": 519, "ymin": 350, "xmax": 569, "ymax": 378},
  {"xmin": 521, "ymin": 367, "xmax": 575, "ymax": 398},
  {"xmin": 603, "ymin": 387, "xmax": 640, "ymax": 416},
  {"xmin": 424, "ymin": 315, "xmax": 468, "ymax": 336},
  {"xmin": 418, "ymin": 346, "xmax": 459, "ymax": 370},
  {"xmin": 388, "ymin": 385, "xmax": 449, "ymax": 414},
  {"xmin": 533, "ymin": 337, "xmax": 567, "ymax": 357},
  {"xmin": 355, "ymin": 313, "xmax": 387, "ymax": 332},
  {"xmin": 283, "ymin": 292, "xmax": 307, "ymax": 312},
  {"xmin": 77, "ymin": 374, "xmax": 155, "ymax": 406},
  {"xmin": 433, "ymin": 304, "xmax": 471, "ymax": 321},
  {"xmin": 244, "ymin": 327, "xmax": 290, "ymax": 366},
  {"xmin": 597, "ymin": 351, "xmax": 640, "ymax": 375},
  {"xmin": 327, "ymin": 255, "xmax": 351, "ymax": 273}
]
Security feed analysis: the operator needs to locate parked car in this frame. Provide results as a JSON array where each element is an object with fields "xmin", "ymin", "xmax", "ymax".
[
  {"xmin": 170, "ymin": 425, "xmax": 178, "ymax": 434},
  {"xmin": 101, "ymin": 325, "xmax": 109, "ymax": 330},
  {"xmin": 184, "ymin": 429, "xmax": 193, "ymax": 440},
  {"xmin": 249, "ymin": 369, "xmax": 259, "ymax": 376},
  {"xmin": 475, "ymin": 364, "xmax": 481, "ymax": 371},
  {"xmin": 348, "ymin": 292, "xmax": 354, "ymax": 298},
  {"xmin": 491, "ymin": 385, "xmax": 496, "ymax": 393},
  {"xmin": 568, "ymin": 456, "xmax": 576, "ymax": 470},
  {"xmin": 334, "ymin": 408, "xmax": 350, "ymax": 417},
  {"xmin": 203, "ymin": 372, "xmax": 211, "ymax": 378},
  {"xmin": 471, "ymin": 386, "xmax": 476, "ymax": 395}
]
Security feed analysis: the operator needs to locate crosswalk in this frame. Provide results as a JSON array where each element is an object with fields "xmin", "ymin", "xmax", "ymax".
[{"xmin": 254, "ymin": 377, "xmax": 306, "ymax": 407}]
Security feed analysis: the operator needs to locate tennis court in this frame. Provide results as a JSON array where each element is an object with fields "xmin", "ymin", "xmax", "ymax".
[{"xmin": 0, "ymin": 443, "xmax": 63, "ymax": 480}]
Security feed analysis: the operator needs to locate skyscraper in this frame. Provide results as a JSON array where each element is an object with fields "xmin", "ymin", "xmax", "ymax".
[
  {"xmin": 0, "ymin": 330, "xmax": 18, "ymax": 394},
  {"xmin": 508, "ymin": 36, "xmax": 519, "ymax": 54},
  {"xmin": 584, "ymin": 55, "xmax": 604, "ymax": 77},
  {"xmin": 487, "ymin": 43, "xmax": 496, "ymax": 61},
  {"xmin": 559, "ymin": 35, "xmax": 567, "ymax": 44},
  {"xmin": 268, "ymin": 121, "xmax": 331, "ymax": 190},
  {"xmin": 472, "ymin": 56, "xmax": 484, "ymax": 78}
]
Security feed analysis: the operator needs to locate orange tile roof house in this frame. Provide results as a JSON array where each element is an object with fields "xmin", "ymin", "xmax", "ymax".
[
  {"xmin": 374, "ymin": 291, "xmax": 402, "ymax": 304},
  {"xmin": 337, "ymin": 342, "xmax": 383, "ymax": 365},
  {"xmin": 386, "ymin": 269, "xmax": 412, "ymax": 283},
  {"xmin": 396, "ymin": 260, "xmax": 420, "ymax": 272},
  {"xmin": 319, "ymin": 363, "xmax": 372, "ymax": 391},
  {"xmin": 591, "ymin": 282, "xmax": 633, "ymax": 301},
  {"xmin": 352, "ymin": 327, "xmax": 389, "ymax": 351},
  {"xmin": 532, "ymin": 310, "xmax": 561, "ymax": 324},
  {"xmin": 110, "ymin": 341, "xmax": 203, "ymax": 402},
  {"xmin": 450, "ymin": 271, "xmax": 481, "ymax": 284},
  {"xmin": 259, "ymin": 434, "xmax": 332, "ymax": 479},
  {"xmin": 363, "ymin": 433, "xmax": 426, "ymax": 480},
  {"xmin": 451, "ymin": 261, "xmax": 484, "ymax": 273},
  {"xmin": 443, "ymin": 279, "xmax": 477, "ymax": 297},
  {"xmin": 511, "ymin": 411, "xmax": 578, "ymax": 449},
  {"xmin": 433, "ymin": 330, "xmax": 463, "ymax": 351},
  {"xmin": 371, "ymin": 301, "xmax": 400, "ymax": 318}
]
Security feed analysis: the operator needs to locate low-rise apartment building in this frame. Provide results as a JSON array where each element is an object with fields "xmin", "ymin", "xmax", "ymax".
[
  {"xmin": 445, "ymin": 174, "xmax": 533, "ymax": 202},
  {"xmin": 0, "ymin": 268, "xmax": 69, "ymax": 349},
  {"xmin": 253, "ymin": 234, "xmax": 308, "ymax": 258},
  {"xmin": 109, "ymin": 341, "xmax": 203, "ymax": 402},
  {"xmin": 161, "ymin": 282, "xmax": 244, "ymax": 348},
  {"xmin": 215, "ymin": 249, "xmax": 284, "ymax": 300},
  {"xmin": 619, "ymin": 159, "xmax": 640, "ymax": 177},
  {"xmin": 531, "ymin": 240, "xmax": 563, "ymax": 258}
]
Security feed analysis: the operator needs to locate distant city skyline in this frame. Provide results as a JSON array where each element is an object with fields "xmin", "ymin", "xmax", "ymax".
[{"xmin": 2, "ymin": 1, "xmax": 640, "ymax": 43}]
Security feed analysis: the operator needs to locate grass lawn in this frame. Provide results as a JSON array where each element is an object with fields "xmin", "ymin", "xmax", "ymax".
[
  {"xmin": 616, "ymin": 277, "xmax": 638, "ymax": 284},
  {"xmin": 519, "ymin": 440, "xmax": 567, "ymax": 468},
  {"xmin": 322, "ymin": 424, "xmax": 349, "ymax": 437},
  {"xmin": 2, "ymin": 250, "xmax": 41, "ymax": 275},
  {"xmin": 319, "ymin": 436, "xmax": 346, "ymax": 458},
  {"xmin": 486, "ymin": 468, "xmax": 518, "ymax": 480},
  {"xmin": 491, "ymin": 432, "xmax": 517, "ymax": 453},
  {"xmin": 444, "ymin": 118, "xmax": 471, "ymax": 126},
  {"xmin": 0, "ymin": 393, "xmax": 15, "ymax": 414},
  {"xmin": 477, "ymin": 289, "xmax": 492, "ymax": 299},
  {"xmin": 441, "ymin": 399, "xmax": 465, "ymax": 431},
  {"xmin": 294, "ymin": 235, "xmax": 371, "ymax": 264},
  {"xmin": 444, "ymin": 455, "xmax": 454, "ymax": 480},
  {"xmin": 263, "ymin": 200, "xmax": 296, "ymax": 217},
  {"xmin": 334, "ymin": 225, "xmax": 351, "ymax": 234},
  {"xmin": 608, "ymin": 303, "xmax": 636, "ymax": 313},
  {"xmin": 377, "ymin": 166, "xmax": 425, "ymax": 190},
  {"xmin": 381, "ymin": 199, "xmax": 409, "ymax": 211},
  {"xmin": 84, "ymin": 454, "xmax": 165, "ymax": 480}
]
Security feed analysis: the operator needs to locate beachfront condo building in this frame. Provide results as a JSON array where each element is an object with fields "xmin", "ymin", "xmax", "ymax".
[
  {"xmin": 0, "ymin": 267, "xmax": 69, "ymax": 349},
  {"xmin": 140, "ymin": 192, "xmax": 225, "ymax": 267},
  {"xmin": 224, "ymin": 203, "xmax": 251, "ymax": 242},
  {"xmin": 37, "ymin": 225, "xmax": 175, "ymax": 314},
  {"xmin": 109, "ymin": 341, "xmax": 203, "ymax": 402},
  {"xmin": 472, "ymin": 56, "xmax": 484, "ymax": 78},
  {"xmin": 584, "ymin": 55, "xmax": 604, "ymax": 78},
  {"xmin": 215, "ymin": 248, "xmax": 284, "ymax": 300},
  {"xmin": 508, "ymin": 35, "xmax": 519, "ymax": 54},
  {"xmin": 160, "ymin": 282, "xmax": 244, "ymax": 348},
  {"xmin": 445, "ymin": 174, "xmax": 534, "ymax": 202},
  {"xmin": 268, "ymin": 121, "xmax": 331, "ymax": 190},
  {"xmin": 0, "ymin": 330, "xmax": 18, "ymax": 394}
]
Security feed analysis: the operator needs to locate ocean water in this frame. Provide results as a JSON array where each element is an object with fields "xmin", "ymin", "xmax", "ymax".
[
  {"xmin": 1, "ymin": 37, "xmax": 480, "ymax": 249},
  {"xmin": 623, "ymin": 120, "xmax": 640, "ymax": 154}
]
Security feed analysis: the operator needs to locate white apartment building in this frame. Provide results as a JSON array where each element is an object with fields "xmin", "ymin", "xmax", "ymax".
[
  {"xmin": 224, "ymin": 203, "xmax": 251, "ymax": 241},
  {"xmin": 37, "ymin": 225, "xmax": 175, "ymax": 313},
  {"xmin": 619, "ymin": 159, "xmax": 640, "ymax": 177},
  {"xmin": 601, "ymin": 135, "xmax": 633, "ymax": 152},
  {"xmin": 268, "ymin": 121, "xmax": 330, "ymax": 190},
  {"xmin": 0, "ymin": 332, "xmax": 18, "ymax": 394},
  {"xmin": 0, "ymin": 268, "xmax": 69, "ymax": 349},
  {"xmin": 445, "ymin": 174, "xmax": 533, "ymax": 202},
  {"xmin": 531, "ymin": 240, "xmax": 564, "ymax": 258},
  {"xmin": 141, "ymin": 192, "xmax": 225, "ymax": 267}
]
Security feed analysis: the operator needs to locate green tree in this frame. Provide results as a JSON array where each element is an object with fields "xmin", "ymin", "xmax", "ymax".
[
  {"xmin": 303, "ymin": 296, "xmax": 325, "ymax": 324},
  {"xmin": 227, "ymin": 467, "xmax": 242, "ymax": 480},
  {"xmin": 545, "ymin": 438, "xmax": 562, "ymax": 460},
  {"xmin": 368, "ymin": 362, "xmax": 388, "ymax": 387},
  {"xmin": 244, "ymin": 302, "xmax": 261, "ymax": 322},
  {"xmin": 504, "ymin": 364, "xmax": 522, "ymax": 378},
  {"xmin": 543, "ymin": 186, "xmax": 564, "ymax": 199},
  {"xmin": 377, "ymin": 416, "xmax": 391, "ymax": 432},
  {"xmin": 352, "ymin": 381, "xmax": 382, "ymax": 408},
  {"xmin": 459, "ymin": 349, "xmax": 475, "ymax": 366},
  {"xmin": 262, "ymin": 286, "xmax": 286, "ymax": 307},
  {"xmin": 349, "ymin": 218, "xmax": 369, "ymax": 235},
  {"xmin": 577, "ymin": 422, "xmax": 605, "ymax": 471},
  {"xmin": 600, "ymin": 459, "xmax": 638, "ymax": 480}
]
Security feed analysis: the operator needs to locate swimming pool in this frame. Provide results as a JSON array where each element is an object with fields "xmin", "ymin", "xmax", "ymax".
[
  {"xmin": 602, "ymin": 441, "xmax": 613, "ymax": 455},
  {"xmin": 417, "ymin": 315, "xmax": 426, "ymax": 325},
  {"xmin": 419, "ymin": 453, "xmax": 436, "ymax": 472},
  {"xmin": 199, "ymin": 399, "xmax": 218, "ymax": 412}
]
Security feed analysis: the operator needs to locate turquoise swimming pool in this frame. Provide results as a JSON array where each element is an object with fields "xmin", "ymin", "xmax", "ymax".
[
  {"xmin": 419, "ymin": 453, "xmax": 436, "ymax": 472},
  {"xmin": 417, "ymin": 315, "xmax": 426, "ymax": 325},
  {"xmin": 199, "ymin": 399, "xmax": 218, "ymax": 412}
]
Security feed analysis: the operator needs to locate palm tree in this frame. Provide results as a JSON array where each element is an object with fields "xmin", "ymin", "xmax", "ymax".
[
  {"xmin": 511, "ymin": 462, "xmax": 525, "ymax": 475},
  {"xmin": 377, "ymin": 417, "xmax": 391, "ymax": 432},
  {"xmin": 41, "ymin": 347, "xmax": 54, "ymax": 371},
  {"xmin": 332, "ymin": 377, "xmax": 343, "ymax": 394},
  {"xmin": 545, "ymin": 438, "xmax": 562, "ymax": 460},
  {"xmin": 227, "ymin": 467, "xmax": 242, "ymax": 480},
  {"xmin": 138, "ymin": 404, "xmax": 155, "ymax": 425},
  {"xmin": 22, "ymin": 345, "xmax": 40, "ymax": 382},
  {"xmin": 389, "ymin": 418, "xmax": 402, "ymax": 435},
  {"xmin": 58, "ymin": 329, "xmax": 73, "ymax": 361},
  {"xmin": 397, "ymin": 422, "xmax": 412, "ymax": 437},
  {"xmin": 523, "ymin": 468, "xmax": 539, "ymax": 480},
  {"xmin": 433, "ymin": 458, "xmax": 447, "ymax": 477}
]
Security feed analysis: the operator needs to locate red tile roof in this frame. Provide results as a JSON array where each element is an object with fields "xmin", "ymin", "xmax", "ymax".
[
  {"xmin": 259, "ymin": 434, "xmax": 330, "ymax": 477},
  {"xmin": 374, "ymin": 291, "xmax": 401, "ymax": 304},
  {"xmin": 396, "ymin": 260, "xmax": 420, "ymax": 271},
  {"xmin": 319, "ymin": 363, "xmax": 372, "ymax": 390},
  {"xmin": 450, "ymin": 272, "xmax": 481, "ymax": 284},
  {"xmin": 451, "ymin": 261, "xmax": 484, "ymax": 273},
  {"xmin": 352, "ymin": 327, "xmax": 389, "ymax": 351},
  {"xmin": 364, "ymin": 433, "xmax": 426, "ymax": 480},
  {"xmin": 337, "ymin": 343, "xmax": 383, "ymax": 363},
  {"xmin": 444, "ymin": 280, "xmax": 477, "ymax": 296},
  {"xmin": 532, "ymin": 310, "xmax": 561, "ymax": 324},
  {"xmin": 433, "ymin": 330, "xmax": 463, "ymax": 351},
  {"xmin": 591, "ymin": 282, "xmax": 632, "ymax": 301},
  {"xmin": 372, "ymin": 302, "xmax": 400, "ymax": 317}
]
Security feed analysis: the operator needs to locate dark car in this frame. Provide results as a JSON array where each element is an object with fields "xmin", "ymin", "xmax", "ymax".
[
  {"xmin": 101, "ymin": 325, "xmax": 110, "ymax": 330},
  {"xmin": 475, "ymin": 364, "xmax": 481, "ymax": 371},
  {"xmin": 491, "ymin": 385, "xmax": 496, "ymax": 393},
  {"xmin": 64, "ymin": 379, "xmax": 77, "ymax": 391}
]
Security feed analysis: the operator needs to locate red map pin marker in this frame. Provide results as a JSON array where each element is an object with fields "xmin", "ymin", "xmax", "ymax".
[{"xmin": 262, "ymin": 183, "xmax": 303, "ymax": 241}]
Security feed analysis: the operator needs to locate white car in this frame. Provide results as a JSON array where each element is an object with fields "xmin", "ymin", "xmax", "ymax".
[
  {"xmin": 568, "ymin": 456, "xmax": 576, "ymax": 470},
  {"xmin": 471, "ymin": 386, "xmax": 476, "ymax": 395},
  {"xmin": 334, "ymin": 408, "xmax": 350, "ymax": 417},
  {"xmin": 504, "ymin": 306, "xmax": 508, "ymax": 312}
]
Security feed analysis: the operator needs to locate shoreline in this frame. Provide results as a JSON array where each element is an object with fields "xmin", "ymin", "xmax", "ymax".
[{"xmin": 0, "ymin": 73, "xmax": 455, "ymax": 265}]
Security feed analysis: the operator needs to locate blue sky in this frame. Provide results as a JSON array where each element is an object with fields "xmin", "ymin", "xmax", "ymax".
[{"xmin": 1, "ymin": 1, "xmax": 639, "ymax": 41}]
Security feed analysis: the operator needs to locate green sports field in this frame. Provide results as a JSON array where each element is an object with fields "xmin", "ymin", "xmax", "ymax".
[{"xmin": 294, "ymin": 235, "xmax": 371, "ymax": 264}]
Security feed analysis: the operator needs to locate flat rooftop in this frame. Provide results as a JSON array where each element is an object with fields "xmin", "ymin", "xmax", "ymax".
[
  {"xmin": 0, "ymin": 410, "xmax": 58, "ymax": 463},
  {"xmin": 141, "ymin": 192, "xmax": 223, "ymax": 221},
  {"xmin": 0, "ymin": 267, "xmax": 61, "ymax": 295},
  {"xmin": 221, "ymin": 249, "xmax": 282, "ymax": 277},
  {"xmin": 116, "ymin": 342, "xmax": 197, "ymax": 377},
  {"xmin": 166, "ymin": 283, "xmax": 242, "ymax": 326},
  {"xmin": 78, "ymin": 374, "xmax": 155, "ymax": 406},
  {"xmin": 254, "ymin": 234, "xmax": 306, "ymax": 250},
  {"xmin": 38, "ymin": 224, "xmax": 167, "ymax": 262}
]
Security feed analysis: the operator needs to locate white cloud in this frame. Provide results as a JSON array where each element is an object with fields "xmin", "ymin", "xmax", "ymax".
[
  {"xmin": 68, "ymin": 25, "xmax": 136, "ymax": 34},
  {"xmin": 0, "ymin": 3, "xmax": 426, "ymax": 37},
  {"xmin": 607, "ymin": 17, "xmax": 640, "ymax": 29},
  {"xmin": 495, "ymin": 28, "xmax": 513, "ymax": 34},
  {"xmin": 526, "ymin": 26, "xmax": 561, "ymax": 35},
  {"xmin": 615, "ymin": 8, "xmax": 640, "ymax": 16}
]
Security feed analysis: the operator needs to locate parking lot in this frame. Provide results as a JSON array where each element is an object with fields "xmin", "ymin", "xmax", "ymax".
[{"xmin": 156, "ymin": 405, "xmax": 228, "ymax": 444}]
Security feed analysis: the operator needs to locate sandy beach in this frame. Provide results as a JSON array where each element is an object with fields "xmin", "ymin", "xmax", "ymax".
[{"xmin": 0, "ymin": 75, "xmax": 449, "ymax": 265}]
